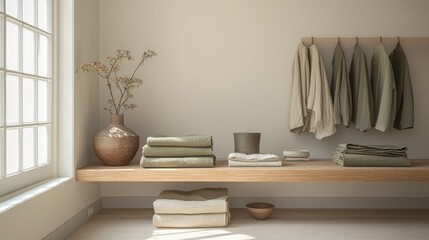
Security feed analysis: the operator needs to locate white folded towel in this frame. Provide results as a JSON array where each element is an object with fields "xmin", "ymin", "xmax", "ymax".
[
  {"xmin": 227, "ymin": 153, "xmax": 280, "ymax": 162},
  {"xmin": 283, "ymin": 149, "xmax": 310, "ymax": 158},
  {"xmin": 153, "ymin": 213, "xmax": 230, "ymax": 228},
  {"xmin": 228, "ymin": 160, "xmax": 282, "ymax": 167}
]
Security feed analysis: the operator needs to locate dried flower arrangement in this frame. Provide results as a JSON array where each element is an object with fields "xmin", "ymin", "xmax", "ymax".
[{"xmin": 80, "ymin": 50, "xmax": 157, "ymax": 115}]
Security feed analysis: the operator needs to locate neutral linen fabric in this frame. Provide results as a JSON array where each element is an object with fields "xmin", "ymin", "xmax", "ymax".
[
  {"xmin": 142, "ymin": 145, "xmax": 213, "ymax": 157},
  {"xmin": 227, "ymin": 153, "xmax": 279, "ymax": 162},
  {"xmin": 284, "ymin": 157, "xmax": 309, "ymax": 161},
  {"xmin": 140, "ymin": 156, "xmax": 215, "ymax": 168},
  {"xmin": 307, "ymin": 45, "xmax": 336, "ymax": 139},
  {"xmin": 153, "ymin": 213, "xmax": 229, "ymax": 228},
  {"xmin": 228, "ymin": 160, "xmax": 282, "ymax": 167},
  {"xmin": 154, "ymin": 188, "xmax": 228, "ymax": 214},
  {"xmin": 336, "ymin": 143, "xmax": 407, "ymax": 157},
  {"xmin": 389, "ymin": 43, "xmax": 414, "ymax": 130},
  {"xmin": 147, "ymin": 136, "xmax": 213, "ymax": 147},
  {"xmin": 283, "ymin": 149, "xmax": 310, "ymax": 158},
  {"xmin": 331, "ymin": 42, "xmax": 352, "ymax": 126},
  {"xmin": 332, "ymin": 152, "xmax": 410, "ymax": 167},
  {"xmin": 371, "ymin": 44, "xmax": 397, "ymax": 132},
  {"xmin": 349, "ymin": 44, "xmax": 373, "ymax": 131},
  {"xmin": 290, "ymin": 43, "xmax": 311, "ymax": 133}
]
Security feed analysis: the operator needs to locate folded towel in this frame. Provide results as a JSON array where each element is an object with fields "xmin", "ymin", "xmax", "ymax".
[
  {"xmin": 227, "ymin": 153, "xmax": 279, "ymax": 162},
  {"xmin": 153, "ymin": 213, "xmax": 230, "ymax": 228},
  {"xmin": 228, "ymin": 160, "xmax": 282, "ymax": 167},
  {"xmin": 142, "ymin": 145, "xmax": 213, "ymax": 157},
  {"xmin": 337, "ymin": 144, "xmax": 407, "ymax": 157},
  {"xmin": 332, "ymin": 152, "xmax": 411, "ymax": 167},
  {"xmin": 283, "ymin": 149, "xmax": 310, "ymax": 158},
  {"xmin": 147, "ymin": 136, "xmax": 213, "ymax": 147},
  {"xmin": 141, "ymin": 156, "xmax": 215, "ymax": 168},
  {"xmin": 158, "ymin": 188, "xmax": 228, "ymax": 201},
  {"xmin": 284, "ymin": 157, "xmax": 309, "ymax": 161}
]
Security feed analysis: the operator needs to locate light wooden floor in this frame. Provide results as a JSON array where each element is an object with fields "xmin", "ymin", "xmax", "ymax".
[{"xmin": 68, "ymin": 209, "xmax": 429, "ymax": 240}]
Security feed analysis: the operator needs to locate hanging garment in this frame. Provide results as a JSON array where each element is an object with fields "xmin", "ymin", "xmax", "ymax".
[
  {"xmin": 370, "ymin": 43, "xmax": 397, "ymax": 132},
  {"xmin": 331, "ymin": 42, "xmax": 352, "ymax": 127},
  {"xmin": 349, "ymin": 44, "xmax": 374, "ymax": 132},
  {"xmin": 389, "ymin": 43, "xmax": 414, "ymax": 130},
  {"xmin": 307, "ymin": 45, "xmax": 336, "ymax": 139},
  {"xmin": 289, "ymin": 43, "xmax": 310, "ymax": 133}
]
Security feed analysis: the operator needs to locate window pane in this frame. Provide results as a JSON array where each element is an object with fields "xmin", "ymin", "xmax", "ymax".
[
  {"xmin": 23, "ymin": 0, "xmax": 35, "ymax": 25},
  {"xmin": 23, "ymin": 77, "xmax": 35, "ymax": 122},
  {"xmin": 6, "ymin": 128, "xmax": 20, "ymax": 175},
  {"xmin": 38, "ymin": 0, "xmax": 50, "ymax": 32},
  {"xmin": 38, "ymin": 80, "xmax": 48, "ymax": 122},
  {"xmin": 38, "ymin": 34, "xmax": 49, "ymax": 77},
  {"xmin": 37, "ymin": 125, "xmax": 48, "ymax": 165},
  {"xmin": 0, "ymin": 0, "xmax": 4, "ymax": 12},
  {"xmin": 6, "ymin": 0, "xmax": 19, "ymax": 19},
  {"xmin": 23, "ymin": 28, "xmax": 35, "ymax": 74},
  {"xmin": 6, "ymin": 75, "xmax": 20, "ymax": 124},
  {"xmin": 23, "ymin": 127, "xmax": 35, "ymax": 170},
  {"xmin": 0, "ymin": 130, "xmax": 3, "ymax": 176},
  {"xmin": 6, "ymin": 21, "xmax": 20, "ymax": 71}
]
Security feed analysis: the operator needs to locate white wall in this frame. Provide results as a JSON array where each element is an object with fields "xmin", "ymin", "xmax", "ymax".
[{"xmin": 98, "ymin": 0, "xmax": 429, "ymax": 207}]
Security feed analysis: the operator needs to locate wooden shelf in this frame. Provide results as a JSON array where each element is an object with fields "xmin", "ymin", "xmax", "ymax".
[{"xmin": 75, "ymin": 159, "xmax": 429, "ymax": 182}]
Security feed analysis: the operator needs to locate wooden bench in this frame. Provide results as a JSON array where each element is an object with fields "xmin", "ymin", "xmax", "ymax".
[{"xmin": 76, "ymin": 159, "xmax": 429, "ymax": 182}]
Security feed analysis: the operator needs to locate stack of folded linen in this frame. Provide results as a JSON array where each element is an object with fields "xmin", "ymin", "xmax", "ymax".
[
  {"xmin": 283, "ymin": 149, "xmax": 310, "ymax": 161},
  {"xmin": 140, "ymin": 136, "xmax": 215, "ymax": 168},
  {"xmin": 152, "ymin": 188, "xmax": 230, "ymax": 228},
  {"xmin": 227, "ymin": 153, "xmax": 281, "ymax": 167},
  {"xmin": 332, "ymin": 143, "xmax": 411, "ymax": 167}
]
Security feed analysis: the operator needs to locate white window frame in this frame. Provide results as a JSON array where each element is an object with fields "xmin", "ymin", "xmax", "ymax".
[{"xmin": 0, "ymin": 0, "xmax": 57, "ymax": 198}]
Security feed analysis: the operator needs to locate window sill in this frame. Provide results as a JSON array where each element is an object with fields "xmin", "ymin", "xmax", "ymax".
[{"xmin": 0, "ymin": 177, "xmax": 71, "ymax": 214}]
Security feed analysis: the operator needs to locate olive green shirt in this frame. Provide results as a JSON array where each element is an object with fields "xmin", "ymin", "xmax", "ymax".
[
  {"xmin": 349, "ymin": 44, "xmax": 373, "ymax": 132},
  {"xmin": 389, "ymin": 43, "xmax": 414, "ymax": 130},
  {"xmin": 371, "ymin": 44, "xmax": 397, "ymax": 132},
  {"xmin": 331, "ymin": 42, "xmax": 352, "ymax": 127}
]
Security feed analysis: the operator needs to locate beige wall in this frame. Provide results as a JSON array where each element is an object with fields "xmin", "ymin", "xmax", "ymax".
[{"xmin": 98, "ymin": 0, "xmax": 429, "ymax": 206}]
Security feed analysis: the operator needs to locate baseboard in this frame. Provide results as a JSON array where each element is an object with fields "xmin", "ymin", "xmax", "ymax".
[
  {"xmin": 102, "ymin": 196, "xmax": 429, "ymax": 209},
  {"xmin": 43, "ymin": 198, "xmax": 102, "ymax": 240}
]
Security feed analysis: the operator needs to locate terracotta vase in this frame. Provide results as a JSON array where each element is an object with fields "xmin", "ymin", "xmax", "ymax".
[{"xmin": 93, "ymin": 115, "xmax": 139, "ymax": 166}]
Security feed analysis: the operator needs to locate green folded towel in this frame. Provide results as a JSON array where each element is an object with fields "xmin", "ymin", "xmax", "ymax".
[
  {"xmin": 140, "ymin": 156, "xmax": 215, "ymax": 168},
  {"xmin": 336, "ymin": 144, "xmax": 407, "ymax": 157},
  {"xmin": 147, "ymin": 136, "xmax": 213, "ymax": 147},
  {"xmin": 142, "ymin": 145, "xmax": 213, "ymax": 157},
  {"xmin": 332, "ymin": 152, "xmax": 411, "ymax": 167}
]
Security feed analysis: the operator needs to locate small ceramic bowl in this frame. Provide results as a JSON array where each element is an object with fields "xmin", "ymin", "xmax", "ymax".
[{"xmin": 246, "ymin": 202, "xmax": 275, "ymax": 220}]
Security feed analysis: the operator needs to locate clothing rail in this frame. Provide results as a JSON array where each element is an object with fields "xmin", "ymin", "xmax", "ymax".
[{"xmin": 300, "ymin": 36, "xmax": 429, "ymax": 45}]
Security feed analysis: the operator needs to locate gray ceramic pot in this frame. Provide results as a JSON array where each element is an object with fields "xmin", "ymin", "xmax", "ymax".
[
  {"xmin": 234, "ymin": 132, "xmax": 261, "ymax": 154},
  {"xmin": 94, "ymin": 115, "xmax": 139, "ymax": 166}
]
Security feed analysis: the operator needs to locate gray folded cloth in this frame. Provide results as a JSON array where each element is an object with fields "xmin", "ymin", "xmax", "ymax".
[
  {"xmin": 332, "ymin": 152, "xmax": 411, "ymax": 167},
  {"xmin": 142, "ymin": 145, "xmax": 213, "ymax": 157},
  {"xmin": 337, "ymin": 144, "xmax": 407, "ymax": 157},
  {"xmin": 140, "ymin": 156, "xmax": 215, "ymax": 168},
  {"xmin": 154, "ymin": 188, "xmax": 228, "ymax": 214},
  {"xmin": 153, "ymin": 213, "xmax": 230, "ymax": 228},
  {"xmin": 147, "ymin": 136, "xmax": 213, "ymax": 147},
  {"xmin": 227, "ymin": 153, "xmax": 280, "ymax": 162}
]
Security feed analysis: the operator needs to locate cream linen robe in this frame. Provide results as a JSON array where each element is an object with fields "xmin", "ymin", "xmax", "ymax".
[
  {"xmin": 289, "ymin": 43, "xmax": 310, "ymax": 133},
  {"xmin": 290, "ymin": 44, "xmax": 336, "ymax": 139},
  {"xmin": 307, "ymin": 45, "xmax": 336, "ymax": 139}
]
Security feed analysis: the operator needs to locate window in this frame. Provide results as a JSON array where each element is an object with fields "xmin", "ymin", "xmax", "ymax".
[{"xmin": 0, "ymin": 0, "xmax": 54, "ymax": 197}]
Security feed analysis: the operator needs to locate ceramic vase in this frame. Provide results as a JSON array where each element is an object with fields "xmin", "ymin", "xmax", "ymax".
[
  {"xmin": 93, "ymin": 115, "xmax": 139, "ymax": 166},
  {"xmin": 233, "ymin": 132, "xmax": 261, "ymax": 154}
]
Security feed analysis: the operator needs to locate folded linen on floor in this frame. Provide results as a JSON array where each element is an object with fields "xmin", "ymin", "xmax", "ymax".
[
  {"xmin": 140, "ymin": 156, "xmax": 215, "ymax": 168},
  {"xmin": 227, "ymin": 153, "xmax": 279, "ymax": 162},
  {"xmin": 142, "ymin": 145, "xmax": 213, "ymax": 157},
  {"xmin": 228, "ymin": 160, "xmax": 282, "ymax": 167},
  {"xmin": 154, "ymin": 188, "xmax": 228, "ymax": 214},
  {"xmin": 147, "ymin": 136, "xmax": 213, "ymax": 147},
  {"xmin": 332, "ymin": 152, "xmax": 411, "ymax": 167},
  {"xmin": 153, "ymin": 213, "xmax": 230, "ymax": 228},
  {"xmin": 336, "ymin": 144, "xmax": 407, "ymax": 157}
]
